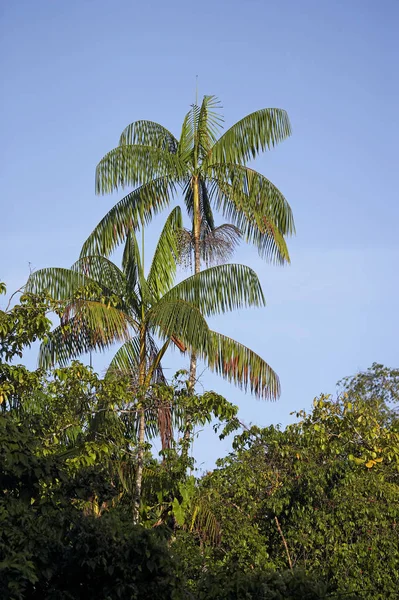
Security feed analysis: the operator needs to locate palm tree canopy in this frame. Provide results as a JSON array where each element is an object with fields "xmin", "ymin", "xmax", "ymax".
[
  {"xmin": 84, "ymin": 96, "xmax": 294, "ymax": 264},
  {"xmin": 27, "ymin": 209, "xmax": 279, "ymax": 400}
]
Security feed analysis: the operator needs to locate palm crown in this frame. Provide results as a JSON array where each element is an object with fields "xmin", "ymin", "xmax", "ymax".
[
  {"xmin": 82, "ymin": 96, "xmax": 294, "ymax": 266},
  {"xmin": 27, "ymin": 207, "xmax": 280, "ymax": 401}
]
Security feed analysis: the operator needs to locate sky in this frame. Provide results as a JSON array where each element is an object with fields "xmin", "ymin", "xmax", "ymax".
[{"xmin": 1, "ymin": 0, "xmax": 398, "ymax": 470}]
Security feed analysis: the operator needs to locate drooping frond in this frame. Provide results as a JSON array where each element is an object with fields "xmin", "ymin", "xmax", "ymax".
[
  {"xmin": 207, "ymin": 108, "xmax": 291, "ymax": 166},
  {"xmin": 63, "ymin": 299, "xmax": 133, "ymax": 345},
  {"xmin": 119, "ymin": 120, "xmax": 178, "ymax": 153},
  {"xmin": 189, "ymin": 496, "xmax": 221, "ymax": 545},
  {"xmin": 148, "ymin": 299, "xmax": 212, "ymax": 358},
  {"xmin": 208, "ymin": 164, "xmax": 294, "ymax": 263},
  {"xmin": 26, "ymin": 268, "xmax": 100, "ymax": 301},
  {"xmin": 71, "ymin": 255, "xmax": 126, "ymax": 297},
  {"xmin": 211, "ymin": 163, "xmax": 294, "ymax": 236},
  {"xmin": 197, "ymin": 95, "xmax": 224, "ymax": 160},
  {"xmin": 209, "ymin": 330, "xmax": 280, "ymax": 400},
  {"xmin": 38, "ymin": 303, "xmax": 131, "ymax": 369},
  {"xmin": 95, "ymin": 145, "xmax": 184, "ymax": 194},
  {"xmin": 80, "ymin": 178, "xmax": 177, "ymax": 258},
  {"xmin": 147, "ymin": 206, "xmax": 183, "ymax": 299},
  {"xmin": 161, "ymin": 264, "xmax": 265, "ymax": 318}
]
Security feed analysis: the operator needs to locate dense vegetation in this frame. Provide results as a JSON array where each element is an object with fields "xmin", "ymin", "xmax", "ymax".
[{"xmin": 1, "ymin": 98, "xmax": 398, "ymax": 598}]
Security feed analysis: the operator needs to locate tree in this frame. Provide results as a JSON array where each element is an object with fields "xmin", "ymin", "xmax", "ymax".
[
  {"xmin": 81, "ymin": 96, "xmax": 294, "ymax": 391},
  {"xmin": 186, "ymin": 369, "xmax": 399, "ymax": 599},
  {"xmin": 27, "ymin": 208, "xmax": 279, "ymax": 518},
  {"xmin": 0, "ymin": 410, "xmax": 183, "ymax": 600}
]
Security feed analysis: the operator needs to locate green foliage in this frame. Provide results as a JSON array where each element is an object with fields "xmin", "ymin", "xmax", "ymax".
[
  {"xmin": 27, "ymin": 211, "xmax": 280, "ymax": 400},
  {"xmin": 88, "ymin": 97, "xmax": 294, "ymax": 264},
  {"xmin": 2, "ymin": 283, "xmax": 398, "ymax": 599},
  {"xmin": 189, "ymin": 369, "xmax": 399, "ymax": 599},
  {"xmin": 195, "ymin": 568, "xmax": 356, "ymax": 600},
  {"xmin": 0, "ymin": 413, "xmax": 182, "ymax": 600},
  {"xmin": 0, "ymin": 291, "xmax": 62, "ymax": 361}
]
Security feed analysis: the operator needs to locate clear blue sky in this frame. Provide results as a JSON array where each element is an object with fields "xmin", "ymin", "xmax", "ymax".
[{"xmin": 1, "ymin": 0, "xmax": 398, "ymax": 470}]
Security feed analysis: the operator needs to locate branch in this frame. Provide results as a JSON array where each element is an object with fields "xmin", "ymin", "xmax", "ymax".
[{"xmin": 274, "ymin": 516, "xmax": 293, "ymax": 570}]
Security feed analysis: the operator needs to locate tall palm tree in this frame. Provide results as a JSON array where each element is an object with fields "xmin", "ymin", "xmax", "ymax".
[
  {"xmin": 27, "ymin": 208, "xmax": 278, "ymax": 518},
  {"xmin": 82, "ymin": 96, "xmax": 294, "ymax": 390}
]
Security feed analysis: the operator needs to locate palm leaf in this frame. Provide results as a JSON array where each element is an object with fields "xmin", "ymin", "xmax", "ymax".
[
  {"xmin": 71, "ymin": 255, "xmax": 126, "ymax": 296},
  {"xmin": 209, "ymin": 330, "xmax": 280, "ymax": 400},
  {"xmin": 106, "ymin": 337, "xmax": 141, "ymax": 377},
  {"xmin": 197, "ymin": 95, "xmax": 224, "ymax": 160},
  {"xmin": 209, "ymin": 165, "xmax": 294, "ymax": 263},
  {"xmin": 26, "ymin": 268, "xmax": 101, "ymax": 301},
  {"xmin": 38, "ymin": 305, "xmax": 130, "ymax": 369},
  {"xmin": 63, "ymin": 299, "xmax": 133, "ymax": 348},
  {"xmin": 119, "ymin": 120, "xmax": 178, "ymax": 153},
  {"xmin": 148, "ymin": 299, "xmax": 212, "ymax": 358},
  {"xmin": 80, "ymin": 178, "xmax": 177, "ymax": 257},
  {"xmin": 95, "ymin": 145, "xmax": 184, "ymax": 194},
  {"xmin": 122, "ymin": 231, "xmax": 142, "ymax": 295},
  {"xmin": 207, "ymin": 108, "xmax": 291, "ymax": 165},
  {"xmin": 177, "ymin": 109, "xmax": 195, "ymax": 162},
  {"xmin": 161, "ymin": 264, "xmax": 265, "ymax": 318},
  {"xmin": 147, "ymin": 207, "xmax": 183, "ymax": 299}
]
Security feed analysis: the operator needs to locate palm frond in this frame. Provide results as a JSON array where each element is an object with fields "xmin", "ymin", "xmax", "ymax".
[
  {"xmin": 119, "ymin": 120, "xmax": 178, "ymax": 153},
  {"xmin": 62, "ymin": 299, "xmax": 133, "ymax": 350},
  {"xmin": 207, "ymin": 108, "xmax": 291, "ymax": 165},
  {"xmin": 208, "ymin": 165, "xmax": 294, "ymax": 263},
  {"xmin": 71, "ymin": 256, "xmax": 126, "ymax": 296},
  {"xmin": 95, "ymin": 145, "xmax": 184, "ymax": 194},
  {"xmin": 161, "ymin": 264, "xmax": 265, "ymax": 318},
  {"xmin": 209, "ymin": 330, "xmax": 280, "ymax": 400},
  {"xmin": 147, "ymin": 207, "xmax": 183, "ymax": 299},
  {"xmin": 122, "ymin": 231, "xmax": 142, "ymax": 294},
  {"xmin": 26, "ymin": 268, "xmax": 100, "ymax": 301},
  {"xmin": 80, "ymin": 178, "xmax": 177, "ymax": 257},
  {"xmin": 197, "ymin": 95, "xmax": 224, "ymax": 160},
  {"xmin": 190, "ymin": 496, "xmax": 221, "ymax": 545},
  {"xmin": 148, "ymin": 299, "xmax": 212, "ymax": 358},
  {"xmin": 106, "ymin": 337, "xmax": 141, "ymax": 378},
  {"xmin": 177, "ymin": 109, "xmax": 195, "ymax": 163},
  {"xmin": 38, "ymin": 307, "xmax": 128, "ymax": 369}
]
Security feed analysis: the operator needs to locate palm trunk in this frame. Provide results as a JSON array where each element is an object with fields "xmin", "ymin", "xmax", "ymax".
[
  {"xmin": 183, "ymin": 176, "xmax": 201, "ymax": 454},
  {"xmin": 133, "ymin": 325, "xmax": 146, "ymax": 523}
]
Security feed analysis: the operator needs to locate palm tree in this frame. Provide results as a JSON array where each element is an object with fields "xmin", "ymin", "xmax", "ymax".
[
  {"xmin": 27, "ymin": 208, "xmax": 278, "ymax": 518},
  {"xmin": 81, "ymin": 96, "xmax": 294, "ymax": 391}
]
